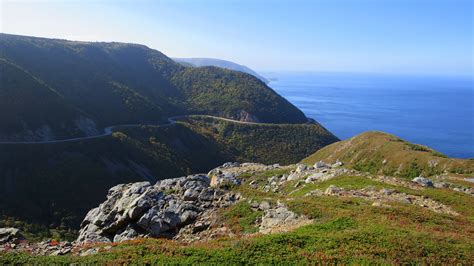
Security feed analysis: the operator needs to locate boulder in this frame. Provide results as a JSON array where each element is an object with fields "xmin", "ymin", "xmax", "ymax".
[
  {"xmin": 0, "ymin": 228, "xmax": 24, "ymax": 244},
  {"xmin": 305, "ymin": 172, "xmax": 324, "ymax": 183},
  {"xmin": 77, "ymin": 173, "xmax": 240, "ymax": 243},
  {"xmin": 314, "ymin": 161, "xmax": 329, "ymax": 169},
  {"xmin": 209, "ymin": 172, "xmax": 241, "ymax": 188},
  {"xmin": 295, "ymin": 164, "xmax": 307, "ymax": 174},
  {"xmin": 412, "ymin": 177, "xmax": 434, "ymax": 187},
  {"xmin": 258, "ymin": 201, "xmax": 271, "ymax": 211}
]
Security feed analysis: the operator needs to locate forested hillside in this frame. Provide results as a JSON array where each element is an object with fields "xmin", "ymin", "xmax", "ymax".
[{"xmin": 0, "ymin": 34, "xmax": 307, "ymax": 140}]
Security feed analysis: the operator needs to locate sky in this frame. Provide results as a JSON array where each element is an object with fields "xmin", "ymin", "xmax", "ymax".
[{"xmin": 1, "ymin": 0, "xmax": 472, "ymax": 75}]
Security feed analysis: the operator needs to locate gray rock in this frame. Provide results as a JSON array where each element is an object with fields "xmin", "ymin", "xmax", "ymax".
[
  {"xmin": 0, "ymin": 228, "xmax": 24, "ymax": 244},
  {"xmin": 433, "ymin": 182, "xmax": 449, "ymax": 188},
  {"xmin": 412, "ymin": 177, "xmax": 434, "ymax": 187},
  {"xmin": 381, "ymin": 188, "xmax": 395, "ymax": 195},
  {"xmin": 325, "ymin": 185, "xmax": 344, "ymax": 195},
  {"xmin": 314, "ymin": 161, "xmax": 330, "ymax": 169},
  {"xmin": 77, "ymin": 173, "xmax": 240, "ymax": 243},
  {"xmin": 295, "ymin": 164, "xmax": 307, "ymax": 174},
  {"xmin": 332, "ymin": 160, "xmax": 344, "ymax": 167},
  {"xmin": 258, "ymin": 201, "xmax": 271, "ymax": 211},
  {"xmin": 209, "ymin": 172, "xmax": 240, "ymax": 188},
  {"xmin": 113, "ymin": 225, "xmax": 142, "ymax": 242},
  {"xmin": 222, "ymin": 162, "xmax": 240, "ymax": 168},
  {"xmin": 305, "ymin": 173, "xmax": 324, "ymax": 183}
]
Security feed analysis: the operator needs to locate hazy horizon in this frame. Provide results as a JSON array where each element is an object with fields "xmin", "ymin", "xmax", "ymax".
[{"xmin": 1, "ymin": 0, "xmax": 472, "ymax": 76}]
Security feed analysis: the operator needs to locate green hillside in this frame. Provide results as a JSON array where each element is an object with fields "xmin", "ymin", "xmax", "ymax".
[
  {"xmin": 0, "ymin": 117, "xmax": 336, "ymax": 239},
  {"xmin": 302, "ymin": 131, "xmax": 474, "ymax": 178},
  {"xmin": 0, "ymin": 33, "xmax": 307, "ymax": 140},
  {"xmin": 0, "ymin": 59, "xmax": 96, "ymax": 140}
]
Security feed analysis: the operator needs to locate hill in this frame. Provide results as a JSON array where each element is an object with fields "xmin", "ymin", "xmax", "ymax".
[
  {"xmin": 173, "ymin": 57, "xmax": 269, "ymax": 83},
  {"xmin": 0, "ymin": 59, "xmax": 98, "ymax": 141},
  {"xmin": 1, "ymin": 161, "xmax": 472, "ymax": 263},
  {"xmin": 0, "ymin": 116, "xmax": 337, "ymax": 240},
  {"xmin": 0, "ymin": 34, "xmax": 306, "ymax": 140},
  {"xmin": 302, "ymin": 131, "xmax": 474, "ymax": 178}
]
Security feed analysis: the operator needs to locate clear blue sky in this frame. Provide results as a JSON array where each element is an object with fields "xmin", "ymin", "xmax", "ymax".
[{"xmin": 1, "ymin": 0, "xmax": 472, "ymax": 75}]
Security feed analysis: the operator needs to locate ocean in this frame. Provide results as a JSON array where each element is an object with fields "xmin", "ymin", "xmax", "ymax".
[{"xmin": 266, "ymin": 72, "xmax": 474, "ymax": 159}]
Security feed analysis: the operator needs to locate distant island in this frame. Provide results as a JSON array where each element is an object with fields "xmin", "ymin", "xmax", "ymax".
[{"xmin": 173, "ymin": 57, "xmax": 269, "ymax": 83}]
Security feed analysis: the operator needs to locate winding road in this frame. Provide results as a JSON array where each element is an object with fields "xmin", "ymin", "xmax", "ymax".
[{"xmin": 0, "ymin": 115, "xmax": 271, "ymax": 145}]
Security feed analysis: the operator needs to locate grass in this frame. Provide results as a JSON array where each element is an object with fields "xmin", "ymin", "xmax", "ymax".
[
  {"xmin": 222, "ymin": 201, "xmax": 263, "ymax": 233},
  {"xmin": 302, "ymin": 131, "xmax": 474, "ymax": 178},
  {"xmin": 2, "ymin": 162, "xmax": 473, "ymax": 264}
]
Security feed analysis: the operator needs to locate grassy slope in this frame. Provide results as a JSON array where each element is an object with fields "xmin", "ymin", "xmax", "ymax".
[
  {"xmin": 302, "ymin": 131, "xmax": 474, "ymax": 178},
  {"xmin": 0, "ymin": 117, "xmax": 334, "ymax": 239},
  {"xmin": 3, "ymin": 168, "xmax": 473, "ymax": 264}
]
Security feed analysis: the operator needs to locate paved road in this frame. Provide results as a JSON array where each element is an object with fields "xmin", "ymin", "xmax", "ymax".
[{"xmin": 0, "ymin": 115, "xmax": 273, "ymax": 145}]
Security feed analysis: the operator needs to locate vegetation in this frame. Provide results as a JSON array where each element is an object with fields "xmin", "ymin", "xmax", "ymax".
[
  {"xmin": 0, "ymin": 33, "xmax": 306, "ymax": 140},
  {"xmin": 222, "ymin": 201, "xmax": 263, "ymax": 233},
  {"xmin": 302, "ymin": 131, "xmax": 474, "ymax": 178},
  {"xmin": 2, "ymin": 168, "xmax": 473, "ymax": 264},
  {"xmin": 0, "ymin": 117, "xmax": 335, "ymax": 240}
]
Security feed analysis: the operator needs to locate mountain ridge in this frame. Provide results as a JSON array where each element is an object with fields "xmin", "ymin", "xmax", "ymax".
[
  {"xmin": 173, "ymin": 57, "xmax": 269, "ymax": 83},
  {"xmin": 0, "ymin": 33, "xmax": 307, "ymax": 141}
]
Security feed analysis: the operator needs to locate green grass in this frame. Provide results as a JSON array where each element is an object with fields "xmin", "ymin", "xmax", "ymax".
[{"xmin": 223, "ymin": 201, "xmax": 263, "ymax": 233}]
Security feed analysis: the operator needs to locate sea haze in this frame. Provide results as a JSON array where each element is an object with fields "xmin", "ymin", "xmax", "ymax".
[{"xmin": 267, "ymin": 72, "xmax": 474, "ymax": 159}]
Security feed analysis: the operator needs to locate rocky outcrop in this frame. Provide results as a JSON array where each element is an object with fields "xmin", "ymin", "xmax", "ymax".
[
  {"xmin": 259, "ymin": 203, "xmax": 311, "ymax": 234},
  {"xmin": 323, "ymin": 185, "xmax": 459, "ymax": 216},
  {"xmin": 0, "ymin": 228, "xmax": 24, "ymax": 244},
  {"xmin": 77, "ymin": 174, "xmax": 241, "ymax": 243},
  {"xmin": 232, "ymin": 110, "xmax": 260, "ymax": 123}
]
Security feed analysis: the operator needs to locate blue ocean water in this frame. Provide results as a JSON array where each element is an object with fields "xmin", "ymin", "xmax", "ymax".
[{"xmin": 266, "ymin": 72, "xmax": 474, "ymax": 158}]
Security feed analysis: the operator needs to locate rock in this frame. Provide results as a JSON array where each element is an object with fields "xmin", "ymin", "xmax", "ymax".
[
  {"xmin": 314, "ymin": 161, "xmax": 329, "ymax": 169},
  {"xmin": 192, "ymin": 222, "xmax": 209, "ymax": 233},
  {"xmin": 325, "ymin": 185, "xmax": 344, "ymax": 195},
  {"xmin": 209, "ymin": 172, "xmax": 240, "ymax": 188},
  {"xmin": 113, "ymin": 225, "xmax": 142, "ymax": 242},
  {"xmin": 305, "ymin": 173, "xmax": 323, "ymax": 183},
  {"xmin": 250, "ymin": 201, "xmax": 260, "ymax": 209},
  {"xmin": 433, "ymin": 182, "xmax": 449, "ymax": 188},
  {"xmin": 287, "ymin": 173, "xmax": 299, "ymax": 181},
  {"xmin": 381, "ymin": 188, "xmax": 395, "ymax": 195},
  {"xmin": 258, "ymin": 201, "xmax": 271, "ymax": 211},
  {"xmin": 221, "ymin": 162, "xmax": 240, "ymax": 168},
  {"xmin": 304, "ymin": 189, "xmax": 324, "ymax": 197},
  {"xmin": 80, "ymin": 247, "xmax": 100, "ymax": 256},
  {"xmin": 294, "ymin": 180, "xmax": 304, "ymax": 188},
  {"xmin": 295, "ymin": 164, "xmax": 307, "ymax": 174},
  {"xmin": 0, "ymin": 228, "xmax": 24, "ymax": 244},
  {"xmin": 332, "ymin": 160, "xmax": 344, "ymax": 167},
  {"xmin": 249, "ymin": 180, "xmax": 259, "ymax": 189},
  {"xmin": 412, "ymin": 177, "xmax": 434, "ymax": 187},
  {"xmin": 77, "ymin": 173, "xmax": 241, "ymax": 243}
]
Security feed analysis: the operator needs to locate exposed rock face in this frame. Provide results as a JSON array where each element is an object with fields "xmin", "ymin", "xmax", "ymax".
[
  {"xmin": 0, "ymin": 228, "xmax": 24, "ymax": 244},
  {"xmin": 232, "ymin": 110, "xmax": 260, "ymax": 123},
  {"xmin": 77, "ymin": 174, "xmax": 240, "ymax": 243}
]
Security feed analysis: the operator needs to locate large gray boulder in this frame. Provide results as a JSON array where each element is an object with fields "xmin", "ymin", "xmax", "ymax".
[
  {"xmin": 412, "ymin": 177, "xmax": 434, "ymax": 187},
  {"xmin": 0, "ymin": 227, "xmax": 24, "ymax": 244},
  {"xmin": 77, "ymin": 174, "xmax": 240, "ymax": 243}
]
